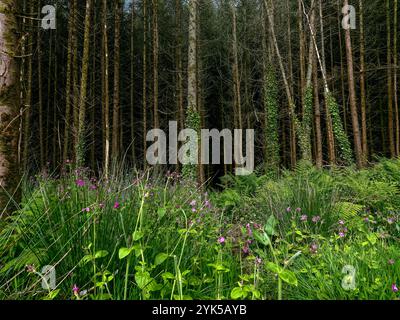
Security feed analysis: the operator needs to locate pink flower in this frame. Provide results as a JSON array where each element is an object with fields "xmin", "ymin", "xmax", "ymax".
[
  {"xmin": 218, "ymin": 237, "xmax": 225, "ymax": 244},
  {"xmin": 339, "ymin": 220, "xmax": 345, "ymax": 225},
  {"xmin": 296, "ymin": 208, "xmax": 302, "ymax": 212},
  {"xmin": 312, "ymin": 216, "xmax": 321, "ymax": 223},
  {"xmin": 90, "ymin": 185, "xmax": 97, "ymax": 191},
  {"xmin": 82, "ymin": 207, "xmax": 90, "ymax": 212},
  {"xmin": 72, "ymin": 284, "xmax": 80, "ymax": 295},
  {"xmin": 255, "ymin": 257, "xmax": 262, "ymax": 265},
  {"xmin": 286, "ymin": 207, "xmax": 292, "ymax": 213},
  {"xmin": 300, "ymin": 215, "xmax": 308, "ymax": 222},
  {"xmin": 75, "ymin": 179, "xmax": 85, "ymax": 187},
  {"xmin": 392, "ymin": 284, "xmax": 399, "ymax": 293},
  {"xmin": 338, "ymin": 232, "xmax": 345, "ymax": 238},
  {"xmin": 113, "ymin": 202, "xmax": 120, "ymax": 209},
  {"xmin": 389, "ymin": 259, "xmax": 395, "ymax": 265},
  {"xmin": 246, "ymin": 223, "xmax": 253, "ymax": 237},
  {"xmin": 190, "ymin": 200, "xmax": 197, "ymax": 207},
  {"xmin": 192, "ymin": 207, "xmax": 197, "ymax": 213}
]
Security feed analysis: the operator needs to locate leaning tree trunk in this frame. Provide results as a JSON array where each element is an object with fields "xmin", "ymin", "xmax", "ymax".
[{"xmin": 0, "ymin": 0, "xmax": 21, "ymax": 214}]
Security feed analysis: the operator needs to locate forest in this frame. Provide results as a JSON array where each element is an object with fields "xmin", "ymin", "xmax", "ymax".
[{"xmin": 0, "ymin": 0, "xmax": 400, "ymax": 300}]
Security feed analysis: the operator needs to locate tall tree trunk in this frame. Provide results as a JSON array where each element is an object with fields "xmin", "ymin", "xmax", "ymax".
[
  {"xmin": 72, "ymin": 0, "xmax": 79, "ymax": 154},
  {"xmin": 313, "ymin": 42, "xmax": 323, "ymax": 168},
  {"xmin": 184, "ymin": 0, "xmax": 200, "ymax": 181},
  {"xmin": 23, "ymin": 0, "xmax": 33, "ymax": 169},
  {"xmin": 63, "ymin": 0, "xmax": 75, "ymax": 162},
  {"xmin": 297, "ymin": 0, "xmax": 306, "ymax": 116},
  {"xmin": 76, "ymin": 0, "xmax": 93, "ymax": 166},
  {"xmin": 142, "ymin": 0, "xmax": 148, "ymax": 166},
  {"xmin": 319, "ymin": 0, "xmax": 335, "ymax": 165},
  {"xmin": 231, "ymin": 3, "xmax": 242, "ymax": 131},
  {"xmin": 130, "ymin": 4, "xmax": 136, "ymax": 164},
  {"xmin": 387, "ymin": 0, "xmax": 395, "ymax": 157},
  {"xmin": 102, "ymin": 0, "xmax": 110, "ymax": 176},
  {"xmin": 0, "ymin": 0, "xmax": 21, "ymax": 214},
  {"xmin": 37, "ymin": 0, "xmax": 44, "ymax": 168},
  {"xmin": 394, "ymin": 0, "xmax": 399, "ymax": 156},
  {"xmin": 152, "ymin": 0, "xmax": 159, "ymax": 130},
  {"xmin": 344, "ymin": 0, "xmax": 364, "ymax": 168},
  {"xmin": 112, "ymin": 0, "xmax": 123, "ymax": 160},
  {"xmin": 359, "ymin": 0, "xmax": 368, "ymax": 160}
]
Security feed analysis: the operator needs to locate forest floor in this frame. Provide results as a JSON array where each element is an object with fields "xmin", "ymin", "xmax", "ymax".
[{"xmin": 1, "ymin": 159, "xmax": 400, "ymax": 300}]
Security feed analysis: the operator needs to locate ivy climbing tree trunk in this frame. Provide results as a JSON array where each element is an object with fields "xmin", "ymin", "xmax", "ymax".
[
  {"xmin": 184, "ymin": 0, "xmax": 200, "ymax": 181},
  {"xmin": 0, "ymin": 0, "xmax": 21, "ymax": 214}
]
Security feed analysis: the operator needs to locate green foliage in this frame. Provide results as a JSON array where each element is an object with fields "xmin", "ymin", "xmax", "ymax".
[
  {"xmin": 1, "ymin": 159, "xmax": 399, "ymax": 300},
  {"xmin": 326, "ymin": 92, "xmax": 353, "ymax": 165}
]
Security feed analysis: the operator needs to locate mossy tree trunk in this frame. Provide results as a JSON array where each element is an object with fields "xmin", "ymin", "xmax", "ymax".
[{"xmin": 0, "ymin": 0, "xmax": 21, "ymax": 214}]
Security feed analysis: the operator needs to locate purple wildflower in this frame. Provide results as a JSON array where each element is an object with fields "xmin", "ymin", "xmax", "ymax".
[
  {"xmin": 72, "ymin": 284, "xmax": 80, "ymax": 295},
  {"xmin": 75, "ymin": 179, "xmax": 85, "ymax": 187},
  {"xmin": 339, "ymin": 220, "xmax": 345, "ymax": 225},
  {"xmin": 296, "ymin": 208, "xmax": 302, "ymax": 212},
  {"xmin": 312, "ymin": 216, "xmax": 321, "ymax": 223},
  {"xmin": 218, "ymin": 237, "xmax": 225, "ymax": 244},
  {"xmin": 310, "ymin": 243, "xmax": 319, "ymax": 254},
  {"xmin": 392, "ymin": 284, "xmax": 399, "ymax": 293},
  {"xmin": 190, "ymin": 200, "xmax": 197, "ymax": 207},
  {"xmin": 256, "ymin": 257, "xmax": 262, "ymax": 265},
  {"xmin": 300, "ymin": 215, "xmax": 308, "ymax": 222},
  {"xmin": 286, "ymin": 207, "xmax": 292, "ymax": 213},
  {"xmin": 113, "ymin": 202, "xmax": 120, "ymax": 209},
  {"xmin": 82, "ymin": 207, "xmax": 90, "ymax": 212},
  {"xmin": 339, "ymin": 232, "xmax": 345, "ymax": 238}
]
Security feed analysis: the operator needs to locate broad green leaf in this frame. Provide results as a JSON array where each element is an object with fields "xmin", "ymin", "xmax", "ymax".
[
  {"xmin": 254, "ymin": 230, "xmax": 271, "ymax": 246},
  {"xmin": 265, "ymin": 261, "xmax": 282, "ymax": 274},
  {"xmin": 154, "ymin": 253, "xmax": 169, "ymax": 266},
  {"xmin": 95, "ymin": 250, "xmax": 109, "ymax": 259},
  {"xmin": 279, "ymin": 269, "xmax": 298, "ymax": 286},
  {"xmin": 133, "ymin": 231, "xmax": 145, "ymax": 241},
  {"xmin": 157, "ymin": 208, "xmax": 167, "ymax": 219},
  {"xmin": 264, "ymin": 215, "xmax": 277, "ymax": 236},
  {"xmin": 135, "ymin": 270, "xmax": 152, "ymax": 289},
  {"xmin": 231, "ymin": 287, "xmax": 246, "ymax": 300},
  {"xmin": 118, "ymin": 247, "xmax": 132, "ymax": 260}
]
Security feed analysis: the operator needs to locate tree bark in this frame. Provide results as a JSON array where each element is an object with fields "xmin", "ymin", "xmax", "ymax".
[
  {"xmin": 76, "ymin": 0, "xmax": 93, "ymax": 166},
  {"xmin": 344, "ymin": 0, "xmax": 364, "ymax": 168},
  {"xmin": 359, "ymin": 0, "xmax": 368, "ymax": 160},
  {"xmin": 0, "ymin": 0, "xmax": 21, "ymax": 214}
]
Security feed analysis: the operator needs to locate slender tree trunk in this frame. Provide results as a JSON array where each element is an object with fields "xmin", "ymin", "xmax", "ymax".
[
  {"xmin": 23, "ymin": 0, "xmax": 33, "ymax": 169},
  {"xmin": 102, "ymin": 0, "xmax": 110, "ymax": 176},
  {"xmin": 112, "ymin": 0, "xmax": 123, "ymax": 160},
  {"xmin": 72, "ymin": 0, "xmax": 79, "ymax": 154},
  {"xmin": 231, "ymin": 3, "xmax": 242, "ymax": 131},
  {"xmin": 359, "ymin": 0, "xmax": 368, "ymax": 160},
  {"xmin": 319, "ymin": 0, "xmax": 335, "ymax": 165},
  {"xmin": 387, "ymin": 0, "xmax": 395, "ymax": 157},
  {"xmin": 142, "ymin": 0, "xmax": 148, "ymax": 166},
  {"xmin": 0, "ymin": 0, "xmax": 21, "ymax": 214},
  {"xmin": 394, "ymin": 0, "xmax": 399, "ymax": 156},
  {"xmin": 76, "ymin": 0, "xmax": 93, "ymax": 166},
  {"xmin": 298, "ymin": 0, "xmax": 306, "ymax": 116},
  {"xmin": 344, "ymin": 0, "xmax": 364, "ymax": 168},
  {"xmin": 63, "ymin": 0, "xmax": 75, "ymax": 162},
  {"xmin": 37, "ymin": 0, "xmax": 44, "ymax": 168},
  {"xmin": 313, "ymin": 43, "xmax": 322, "ymax": 168},
  {"xmin": 130, "ymin": 4, "xmax": 136, "ymax": 164},
  {"xmin": 185, "ymin": 0, "xmax": 200, "ymax": 181},
  {"xmin": 152, "ymin": 0, "xmax": 159, "ymax": 131}
]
